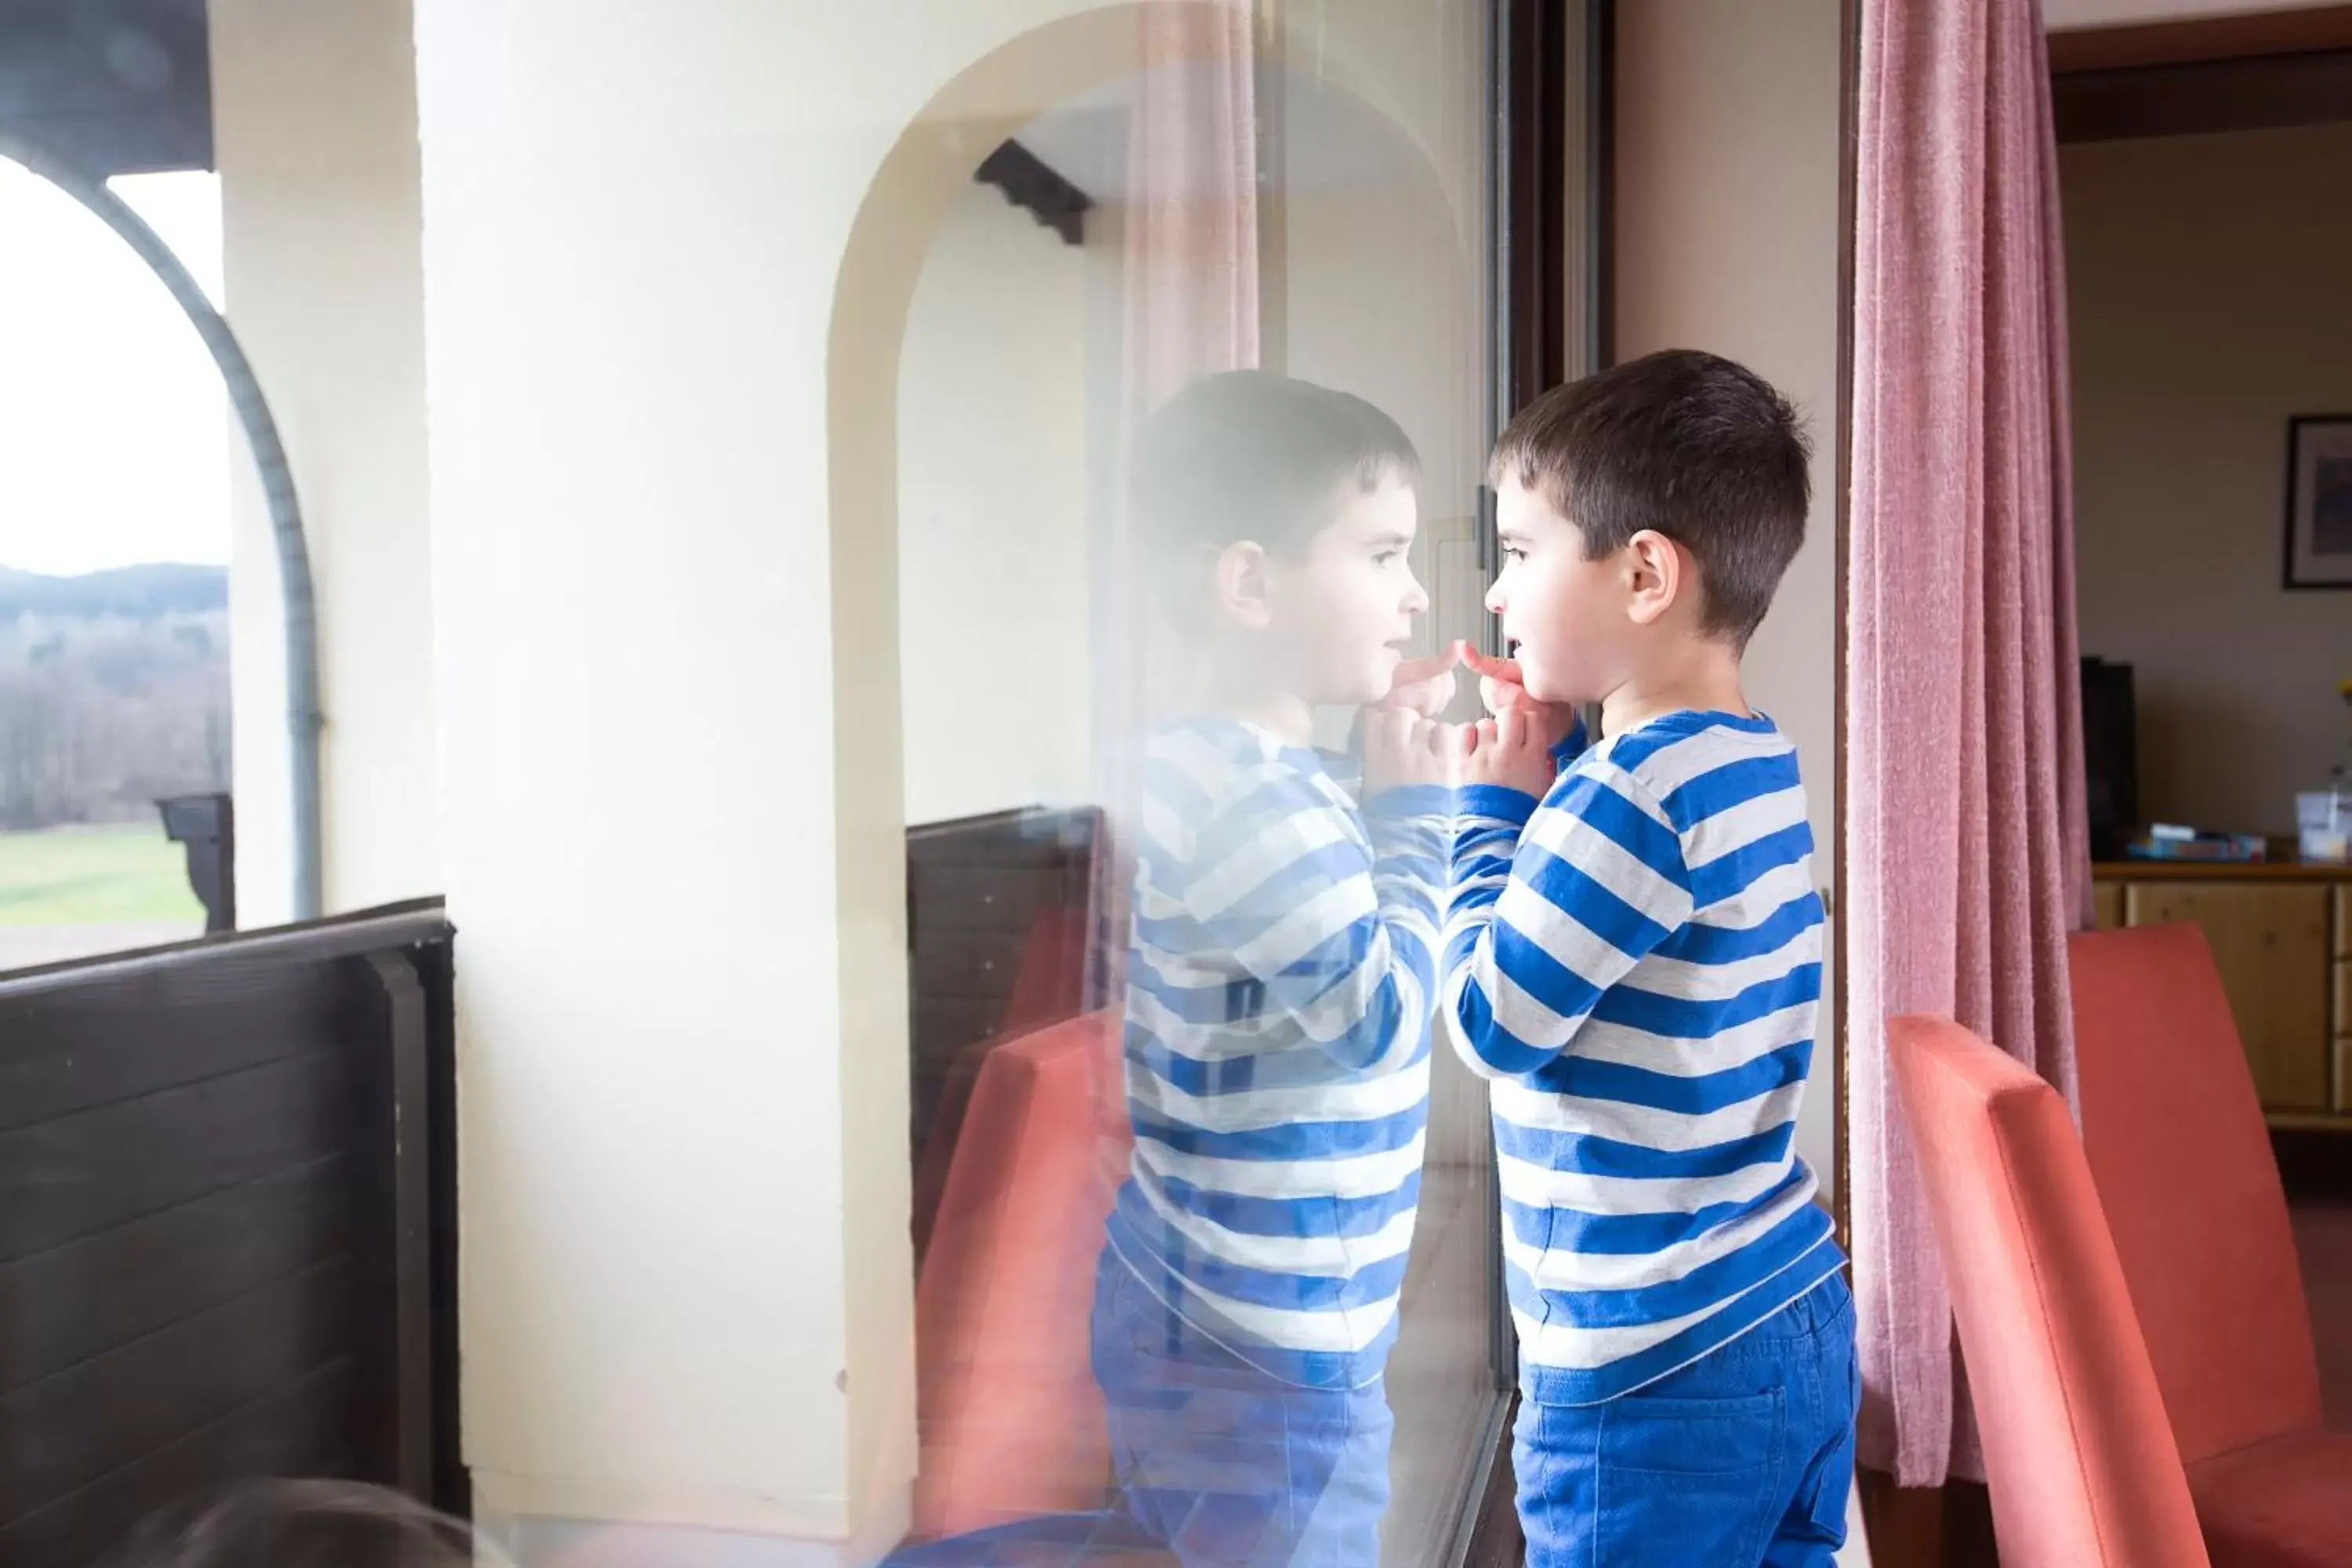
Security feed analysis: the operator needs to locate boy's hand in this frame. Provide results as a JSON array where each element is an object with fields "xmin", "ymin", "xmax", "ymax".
[
  {"xmin": 1376, "ymin": 646, "xmax": 1461, "ymax": 720},
  {"xmin": 1462, "ymin": 645, "xmax": 1582, "ymax": 753},
  {"xmin": 1363, "ymin": 709, "xmax": 1461, "ymax": 793},
  {"xmin": 1460, "ymin": 706, "xmax": 1555, "ymax": 800}
]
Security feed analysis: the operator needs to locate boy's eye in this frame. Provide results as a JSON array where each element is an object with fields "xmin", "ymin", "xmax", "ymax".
[
  {"xmin": 1372, "ymin": 550, "xmax": 1403, "ymax": 566},
  {"xmin": 1501, "ymin": 544, "xmax": 1526, "ymax": 563}
]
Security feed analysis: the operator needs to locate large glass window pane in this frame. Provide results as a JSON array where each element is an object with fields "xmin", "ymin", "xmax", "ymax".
[{"xmin": 891, "ymin": 5, "xmax": 1510, "ymax": 1561}]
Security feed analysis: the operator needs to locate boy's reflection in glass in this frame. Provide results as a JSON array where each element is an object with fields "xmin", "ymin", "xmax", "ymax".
[{"xmin": 1087, "ymin": 373, "xmax": 1456, "ymax": 1567}]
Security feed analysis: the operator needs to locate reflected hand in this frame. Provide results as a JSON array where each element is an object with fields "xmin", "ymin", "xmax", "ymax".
[
  {"xmin": 1461, "ymin": 644, "xmax": 1581, "ymax": 753},
  {"xmin": 1376, "ymin": 646, "xmax": 1461, "ymax": 720},
  {"xmin": 1363, "ymin": 709, "xmax": 1461, "ymax": 792}
]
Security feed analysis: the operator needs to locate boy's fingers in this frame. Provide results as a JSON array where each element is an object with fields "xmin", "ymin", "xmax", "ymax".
[
  {"xmin": 1389, "ymin": 647, "xmax": 1461, "ymax": 687},
  {"xmin": 1461, "ymin": 646, "xmax": 1521, "ymax": 683},
  {"xmin": 1475, "ymin": 718, "xmax": 1498, "ymax": 751},
  {"xmin": 1496, "ymin": 706, "xmax": 1523, "ymax": 751},
  {"xmin": 1377, "ymin": 667, "xmax": 1457, "ymax": 718},
  {"xmin": 1478, "ymin": 675, "xmax": 1517, "ymax": 717}
]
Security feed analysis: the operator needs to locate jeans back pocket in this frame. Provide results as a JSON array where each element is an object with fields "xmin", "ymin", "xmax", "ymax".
[{"xmin": 1585, "ymin": 1388, "xmax": 1785, "ymax": 1564}]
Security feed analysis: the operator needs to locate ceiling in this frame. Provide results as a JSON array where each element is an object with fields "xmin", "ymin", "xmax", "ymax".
[
  {"xmin": 1016, "ymin": 63, "xmax": 1429, "ymax": 206},
  {"xmin": 2043, "ymin": 0, "xmax": 2343, "ymax": 31},
  {"xmin": 4, "ymin": 0, "xmax": 2327, "ymax": 186}
]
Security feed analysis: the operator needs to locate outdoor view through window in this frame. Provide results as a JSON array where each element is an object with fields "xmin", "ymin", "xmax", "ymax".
[{"xmin": 0, "ymin": 164, "xmax": 230, "ymax": 972}]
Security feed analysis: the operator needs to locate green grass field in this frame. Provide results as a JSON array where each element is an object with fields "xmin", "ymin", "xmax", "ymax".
[{"xmin": 0, "ymin": 824, "xmax": 205, "ymax": 926}]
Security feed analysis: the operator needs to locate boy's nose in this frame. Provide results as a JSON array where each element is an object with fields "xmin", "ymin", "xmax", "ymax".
[
  {"xmin": 1484, "ymin": 580, "xmax": 1506, "ymax": 615},
  {"xmin": 1403, "ymin": 572, "xmax": 1431, "ymax": 615}
]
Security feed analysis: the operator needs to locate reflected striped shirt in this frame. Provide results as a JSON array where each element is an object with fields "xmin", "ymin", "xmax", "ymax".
[
  {"xmin": 1440, "ymin": 710, "xmax": 1842, "ymax": 1406},
  {"xmin": 1104, "ymin": 717, "xmax": 1450, "ymax": 1389}
]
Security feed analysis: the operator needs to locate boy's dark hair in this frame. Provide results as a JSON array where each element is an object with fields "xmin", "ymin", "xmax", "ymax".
[
  {"xmin": 1490, "ymin": 349, "xmax": 1810, "ymax": 646},
  {"xmin": 1131, "ymin": 372, "xmax": 1418, "ymax": 618}
]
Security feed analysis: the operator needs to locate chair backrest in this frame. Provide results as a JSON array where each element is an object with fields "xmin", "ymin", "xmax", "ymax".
[
  {"xmin": 909, "ymin": 1008, "xmax": 1131, "ymax": 1541},
  {"xmin": 2068, "ymin": 924, "xmax": 2324, "ymax": 1464},
  {"xmin": 909, "ymin": 904, "xmax": 1094, "ymax": 1261},
  {"xmin": 1890, "ymin": 1013, "xmax": 2209, "ymax": 1568}
]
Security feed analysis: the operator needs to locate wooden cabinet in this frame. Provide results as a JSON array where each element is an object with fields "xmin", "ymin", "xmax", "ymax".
[
  {"xmin": 2096, "ymin": 865, "xmax": 2352, "ymax": 1128},
  {"xmin": 2340, "ymin": 887, "xmax": 2352, "ymax": 1114}
]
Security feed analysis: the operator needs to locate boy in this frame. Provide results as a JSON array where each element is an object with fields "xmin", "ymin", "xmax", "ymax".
[
  {"xmin": 1092, "ymin": 371, "xmax": 1455, "ymax": 1567},
  {"xmin": 1443, "ymin": 350, "xmax": 1856, "ymax": 1566}
]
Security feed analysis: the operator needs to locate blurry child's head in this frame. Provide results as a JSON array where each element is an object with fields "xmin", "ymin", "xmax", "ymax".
[
  {"xmin": 1484, "ymin": 349, "xmax": 1809, "ymax": 706},
  {"xmin": 116, "ymin": 1480, "xmax": 486, "ymax": 1568},
  {"xmin": 1132, "ymin": 371, "xmax": 1426, "ymax": 709}
]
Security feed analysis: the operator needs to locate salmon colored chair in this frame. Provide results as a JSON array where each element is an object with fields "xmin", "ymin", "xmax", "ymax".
[
  {"xmin": 909, "ymin": 1007, "xmax": 1131, "ymax": 1541},
  {"xmin": 2071, "ymin": 924, "xmax": 2352, "ymax": 1566},
  {"xmin": 1890, "ymin": 1013, "xmax": 2209, "ymax": 1567},
  {"xmin": 910, "ymin": 905, "xmax": 1093, "ymax": 1260}
]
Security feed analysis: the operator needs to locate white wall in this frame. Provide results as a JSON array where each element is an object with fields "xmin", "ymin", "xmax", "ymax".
[
  {"xmin": 2066, "ymin": 123, "xmax": 2352, "ymax": 836},
  {"xmin": 2042, "ymin": 0, "xmax": 2321, "ymax": 27},
  {"xmin": 898, "ymin": 183, "xmax": 1093, "ymax": 826},
  {"xmin": 1279, "ymin": 172, "xmax": 1485, "ymax": 665},
  {"xmin": 1275, "ymin": 2, "xmax": 1487, "ymax": 538},
  {"xmin": 1613, "ymin": 0, "xmax": 1845, "ymax": 1203},
  {"xmin": 212, "ymin": 0, "xmax": 439, "ymax": 926}
]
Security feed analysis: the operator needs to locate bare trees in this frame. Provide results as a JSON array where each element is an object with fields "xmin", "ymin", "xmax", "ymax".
[{"xmin": 0, "ymin": 604, "xmax": 229, "ymax": 830}]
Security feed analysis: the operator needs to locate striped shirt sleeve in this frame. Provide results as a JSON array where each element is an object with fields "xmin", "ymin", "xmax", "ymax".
[
  {"xmin": 1176, "ymin": 766, "xmax": 1450, "ymax": 1076},
  {"xmin": 1440, "ymin": 761, "xmax": 1694, "ymax": 1080}
]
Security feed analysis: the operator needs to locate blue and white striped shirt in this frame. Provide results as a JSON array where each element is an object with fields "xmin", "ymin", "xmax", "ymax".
[
  {"xmin": 1440, "ymin": 710, "xmax": 1841, "ymax": 1406},
  {"xmin": 1104, "ymin": 717, "xmax": 1451, "ymax": 1389}
]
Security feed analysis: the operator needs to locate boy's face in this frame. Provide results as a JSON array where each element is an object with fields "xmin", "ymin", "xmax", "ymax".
[
  {"xmin": 1486, "ymin": 477, "xmax": 1643, "ymax": 706},
  {"xmin": 1243, "ymin": 477, "xmax": 1428, "ymax": 708}
]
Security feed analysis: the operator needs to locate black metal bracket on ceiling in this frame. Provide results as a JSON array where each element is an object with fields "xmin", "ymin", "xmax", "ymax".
[
  {"xmin": 974, "ymin": 140, "xmax": 1094, "ymax": 246},
  {"xmin": 0, "ymin": 0, "xmax": 215, "ymax": 176}
]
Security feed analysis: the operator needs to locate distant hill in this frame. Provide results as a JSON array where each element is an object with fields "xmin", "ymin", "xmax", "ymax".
[
  {"xmin": 0, "ymin": 564, "xmax": 230, "ymax": 622},
  {"xmin": 0, "ymin": 565, "xmax": 231, "ymax": 829}
]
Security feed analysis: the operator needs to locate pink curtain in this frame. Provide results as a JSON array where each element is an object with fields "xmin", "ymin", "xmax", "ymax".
[
  {"xmin": 1122, "ymin": 2, "xmax": 1261, "ymax": 414},
  {"xmin": 1083, "ymin": 1, "xmax": 1262, "ymax": 1006},
  {"xmin": 1846, "ymin": 0, "xmax": 2093, "ymax": 1488}
]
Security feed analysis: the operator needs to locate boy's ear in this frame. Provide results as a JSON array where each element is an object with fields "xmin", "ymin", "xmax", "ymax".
[
  {"xmin": 1213, "ymin": 540, "xmax": 1275, "ymax": 630},
  {"xmin": 1623, "ymin": 528, "xmax": 1685, "ymax": 628}
]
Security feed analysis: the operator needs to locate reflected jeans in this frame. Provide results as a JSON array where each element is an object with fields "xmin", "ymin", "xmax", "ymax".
[
  {"xmin": 1091, "ymin": 1254, "xmax": 1394, "ymax": 1568},
  {"xmin": 1515, "ymin": 1272, "xmax": 1860, "ymax": 1568}
]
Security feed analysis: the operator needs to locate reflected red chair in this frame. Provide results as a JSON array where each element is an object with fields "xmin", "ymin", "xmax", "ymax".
[
  {"xmin": 2070, "ymin": 924, "xmax": 2352, "ymax": 1566},
  {"xmin": 1890, "ymin": 1012, "xmax": 2209, "ymax": 1567},
  {"xmin": 910, "ymin": 904, "xmax": 1092, "ymax": 1261},
  {"xmin": 909, "ymin": 1007, "xmax": 1131, "ymax": 1541}
]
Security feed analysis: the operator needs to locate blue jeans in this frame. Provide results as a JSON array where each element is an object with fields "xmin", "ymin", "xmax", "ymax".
[
  {"xmin": 1515, "ymin": 1272, "xmax": 1860, "ymax": 1568},
  {"xmin": 1091, "ymin": 1254, "xmax": 1394, "ymax": 1568}
]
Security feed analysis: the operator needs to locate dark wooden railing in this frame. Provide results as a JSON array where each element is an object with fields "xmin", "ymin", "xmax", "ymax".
[{"xmin": 0, "ymin": 901, "xmax": 461, "ymax": 1566}]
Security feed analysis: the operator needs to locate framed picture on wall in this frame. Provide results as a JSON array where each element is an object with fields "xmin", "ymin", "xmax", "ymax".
[{"xmin": 2285, "ymin": 414, "xmax": 2352, "ymax": 590}]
